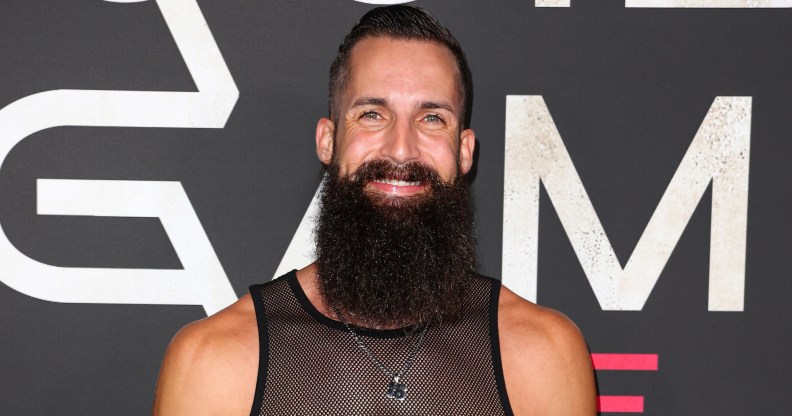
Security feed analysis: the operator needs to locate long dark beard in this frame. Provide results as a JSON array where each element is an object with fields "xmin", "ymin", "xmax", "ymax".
[{"xmin": 315, "ymin": 160, "xmax": 476, "ymax": 329}]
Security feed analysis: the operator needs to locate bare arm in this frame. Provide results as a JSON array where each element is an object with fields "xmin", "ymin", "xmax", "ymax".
[
  {"xmin": 153, "ymin": 297, "xmax": 258, "ymax": 416},
  {"xmin": 499, "ymin": 286, "xmax": 597, "ymax": 416},
  {"xmin": 153, "ymin": 323, "xmax": 214, "ymax": 415}
]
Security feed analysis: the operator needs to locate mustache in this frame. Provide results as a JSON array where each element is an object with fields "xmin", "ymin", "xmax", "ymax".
[{"xmin": 348, "ymin": 160, "xmax": 441, "ymax": 185}]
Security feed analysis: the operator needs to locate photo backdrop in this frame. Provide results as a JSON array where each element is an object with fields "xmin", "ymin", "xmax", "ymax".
[{"xmin": 1, "ymin": 0, "xmax": 791, "ymax": 414}]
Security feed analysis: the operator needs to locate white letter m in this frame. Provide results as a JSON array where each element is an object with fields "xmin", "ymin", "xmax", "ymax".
[{"xmin": 503, "ymin": 96, "xmax": 750, "ymax": 311}]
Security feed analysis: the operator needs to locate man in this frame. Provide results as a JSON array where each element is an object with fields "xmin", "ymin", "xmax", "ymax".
[{"xmin": 154, "ymin": 5, "xmax": 595, "ymax": 415}]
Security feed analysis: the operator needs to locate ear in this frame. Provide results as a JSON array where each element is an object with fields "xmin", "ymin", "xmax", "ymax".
[
  {"xmin": 316, "ymin": 117, "xmax": 335, "ymax": 165},
  {"xmin": 458, "ymin": 128, "xmax": 476, "ymax": 175}
]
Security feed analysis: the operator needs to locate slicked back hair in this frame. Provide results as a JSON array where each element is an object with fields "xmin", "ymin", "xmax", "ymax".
[{"xmin": 328, "ymin": 5, "xmax": 472, "ymax": 128}]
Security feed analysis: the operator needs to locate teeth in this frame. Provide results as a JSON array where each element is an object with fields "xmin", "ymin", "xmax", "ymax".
[{"xmin": 375, "ymin": 179, "xmax": 420, "ymax": 186}]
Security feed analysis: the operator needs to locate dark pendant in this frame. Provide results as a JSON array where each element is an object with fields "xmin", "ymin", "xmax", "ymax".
[{"xmin": 386, "ymin": 379, "xmax": 407, "ymax": 401}]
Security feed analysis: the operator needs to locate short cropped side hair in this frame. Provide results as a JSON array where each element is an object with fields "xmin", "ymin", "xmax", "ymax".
[{"xmin": 328, "ymin": 5, "xmax": 472, "ymax": 128}]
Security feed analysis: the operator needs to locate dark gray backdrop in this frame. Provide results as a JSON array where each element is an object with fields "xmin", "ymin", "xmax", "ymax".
[{"xmin": 1, "ymin": 0, "xmax": 790, "ymax": 414}]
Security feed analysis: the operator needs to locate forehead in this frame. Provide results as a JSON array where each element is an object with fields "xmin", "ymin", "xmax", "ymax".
[{"xmin": 344, "ymin": 37, "xmax": 461, "ymax": 111}]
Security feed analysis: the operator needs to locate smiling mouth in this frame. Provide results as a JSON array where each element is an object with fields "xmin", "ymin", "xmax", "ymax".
[
  {"xmin": 367, "ymin": 177, "xmax": 427, "ymax": 196},
  {"xmin": 372, "ymin": 178, "xmax": 422, "ymax": 187},
  {"xmin": 351, "ymin": 160, "xmax": 436, "ymax": 198}
]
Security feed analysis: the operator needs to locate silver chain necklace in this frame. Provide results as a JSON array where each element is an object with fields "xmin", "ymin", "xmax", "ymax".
[{"xmin": 330, "ymin": 305, "xmax": 429, "ymax": 401}]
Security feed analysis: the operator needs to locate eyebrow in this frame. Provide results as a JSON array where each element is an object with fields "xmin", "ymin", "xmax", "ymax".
[
  {"xmin": 419, "ymin": 100, "xmax": 456, "ymax": 114},
  {"xmin": 351, "ymin": 97, "xmax": 388, "ymax": 108}
]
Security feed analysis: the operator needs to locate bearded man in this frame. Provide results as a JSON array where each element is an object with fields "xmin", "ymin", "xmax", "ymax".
[{"xmin": 154, "ymin": 5, "xmax": 596, "ymax": 415}]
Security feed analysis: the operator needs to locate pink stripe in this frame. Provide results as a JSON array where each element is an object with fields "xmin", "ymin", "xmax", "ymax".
[
  {"xmin": 598, "ymin": 395, "xmax": 644, "ymax": 413},
  {"xmin": 591, "ymin": 353, "xmax": 658, "ymax": 371}
]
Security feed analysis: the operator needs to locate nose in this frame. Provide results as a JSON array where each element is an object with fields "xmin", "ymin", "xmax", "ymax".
[{"xmin": 380, "ymin": 118, "xmax": 420, "ymax": 165}]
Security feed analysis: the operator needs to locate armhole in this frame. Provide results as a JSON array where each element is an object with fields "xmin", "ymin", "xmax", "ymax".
[
  {"xmin": 248, "ymin": 284, "xmax": 270, "ymax": 416},
  {"xmin": 488, "ymin": 278, "xmax": 515, "ymax": 416}
]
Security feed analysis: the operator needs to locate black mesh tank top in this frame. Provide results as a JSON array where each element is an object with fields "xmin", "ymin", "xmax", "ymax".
[{"xmin": 248, "ymin": 270, "xmax": 513, "ymax": 415}]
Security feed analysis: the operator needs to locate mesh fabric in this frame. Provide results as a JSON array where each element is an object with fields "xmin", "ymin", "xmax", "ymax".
[{"xmin": 249, "ymin": 271, "xmax": 511, "ymax": 415}]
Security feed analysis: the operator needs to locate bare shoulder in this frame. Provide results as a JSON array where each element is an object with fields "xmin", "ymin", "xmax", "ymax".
[
  {"xmin": 497, "ymin": 285, "xmax": 586, "ymax": 351},
  {"xmin": 153, "ymin": 295, "xmax": 259, "ymax": 416},
  {"xmin": 497, "ymin": 284, "xmax": 596, "ymax": 416}
]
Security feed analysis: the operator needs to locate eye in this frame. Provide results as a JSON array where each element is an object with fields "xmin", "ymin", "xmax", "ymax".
[
  {"xmin": 422, "ymin": 113, "xmax": 446, "ymax": 125},
  {"xmin": 359, "ymin": 111, "xmax": 381, "ymax": 121}
]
